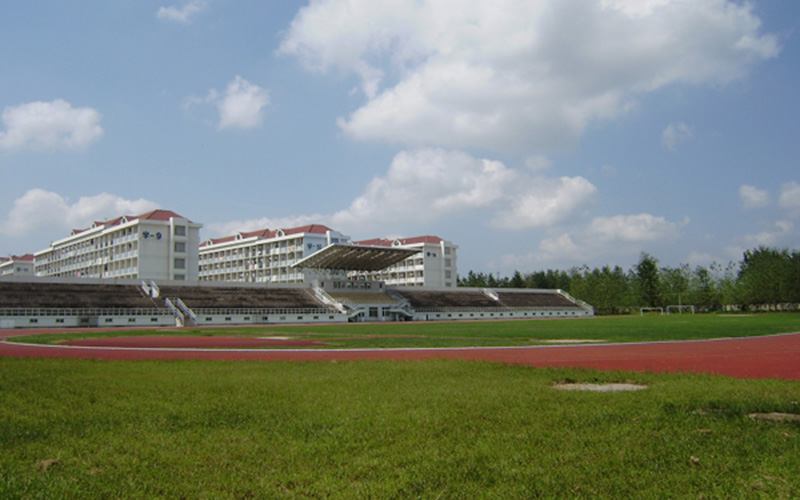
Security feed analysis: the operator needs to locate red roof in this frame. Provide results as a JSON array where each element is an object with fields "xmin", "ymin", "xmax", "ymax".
[
  {"xmin": 1, "ymin": 253, "xmax": 34, "ymax": 263},
  {"xmin": 202, "ymin": 224, "xmax": 335, "ymax": 248},
  {"xmin": 283, "ymin": 224, "xmax": 332, "ymax": 235},
  {"xmin": 354, "ymin": 235, "xmax": 443, "ymax": 247},
  {"xmin": 137, "ymin": 209, "xmax": 189, "ymax": 222},
  {"xmin": 74, "ymin": 209, "xmax": 191, "ymax": 234},
  {"xmin": 240, "ymin": 229, "xmax": 274, "ymax": 239}
]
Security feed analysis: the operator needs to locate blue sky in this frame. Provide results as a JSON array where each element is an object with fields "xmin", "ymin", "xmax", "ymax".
[{"xmin": 1, "ymin": 0, "xmax": 798, "ymax": 275}]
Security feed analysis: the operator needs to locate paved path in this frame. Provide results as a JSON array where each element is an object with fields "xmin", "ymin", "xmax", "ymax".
[{"xmin": 2, "ymin": 328, "xmax": 799, "ymax": 380}]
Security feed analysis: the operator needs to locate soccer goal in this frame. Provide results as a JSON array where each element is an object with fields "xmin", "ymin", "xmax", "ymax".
[
  {"xmin": 667, "ymin": 305, "xmax": 696, "ymax": 315},
  {"xmin": 640, "ymin": 307, "xmax": 664, "ymax": 316}
]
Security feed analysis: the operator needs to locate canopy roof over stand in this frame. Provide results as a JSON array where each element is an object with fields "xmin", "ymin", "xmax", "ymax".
[{"xmin": 291, "ymin": 244, "xmax": 420, "ymax": 272}]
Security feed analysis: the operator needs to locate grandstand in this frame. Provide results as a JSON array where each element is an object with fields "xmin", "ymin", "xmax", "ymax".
[
  {"xmin": 0, "ymin": 243, "xmax": 592, "ymax": 329},
  {"xmin": 393, "ymin": 288, "xmax": 593, "ymax": 321}
]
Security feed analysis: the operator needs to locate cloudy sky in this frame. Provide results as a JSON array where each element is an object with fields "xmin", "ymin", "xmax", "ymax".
[{"xmin": 1, "ymin": 1, "xmax": 798, "ymax": 274}]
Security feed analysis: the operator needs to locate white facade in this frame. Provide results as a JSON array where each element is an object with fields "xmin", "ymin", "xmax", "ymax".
[
  {"xmin": 0, "ymin": 254, "xmax": 34, "ymax": 277},
  {"xmin": 353, "ymin": 236, "xmax": 458, "ymax": 288},
  {"xmin": 33, "ymin": 210, "xmax": 202, "ymax": 281},
  {"xmin": 198, "ymin": 225, "xmax": 350, "ymax": 284}
]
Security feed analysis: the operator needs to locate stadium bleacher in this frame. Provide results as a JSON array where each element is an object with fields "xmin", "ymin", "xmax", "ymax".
[
  {"xmin": 392, "ymin": 289, "xmax": 499, "ymax": 308},
  {"xmin": 0, "ymin": 281, "xmax": 156, "ymax": 309},
  {"xmin": 495, "ymin": 291, "xmax": 578, "ymax": 308},
  {"xmin": 157, "ymin": 285, "xmax": 324, "ymax": 310},
  {"xmin": 0, "ymin": 278, "xmax": 592, "ymax": 329}
]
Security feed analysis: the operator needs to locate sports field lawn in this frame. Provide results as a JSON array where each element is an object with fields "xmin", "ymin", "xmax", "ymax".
[
  {"xmin": 1, "ymin": 358, "xmax": 799, "ymax": 499},
  {"xmin": 12, "ymin": 313, "xmax": 800, "ymax": 349}
]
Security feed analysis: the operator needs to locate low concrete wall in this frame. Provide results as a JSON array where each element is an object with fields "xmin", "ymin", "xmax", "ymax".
[
  {"xmin": 194, "ymin": 312, "xmax": 348, "ymax": 326},
  {"xmin": 411, "ymin": 308, "xmax": 592, "ymax": 321}
]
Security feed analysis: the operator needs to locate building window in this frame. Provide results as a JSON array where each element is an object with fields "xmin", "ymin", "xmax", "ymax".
[
  {"xmin": 174, "ymin": 242, "xmax": 186, "ymax": 252},
  {"xmin": 174, "ymin": 225, "xmax": 186, "ymax": 236},
  {"xmin": 174, "ymin": 258, "xmax": 186, "ymax": 269}
]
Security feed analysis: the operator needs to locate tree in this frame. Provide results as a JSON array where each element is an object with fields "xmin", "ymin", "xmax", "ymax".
[
  {"xmin": 689, "ymin": 265, "xmax": 719, "ymax": 310},
  {"xmin": 510, "ymin": 270, "xmax": 525, "ymax": 288},
  {"xmin": 660, "ymin": 264, "xmax": 690, "ymax": 308},
  {"xmin": 634, "ymin": 253, "xmax": 661, "ymax": 307},
  {"xmin": 738, "ymin": 247, "xmax": 800, "ymax": 306}
]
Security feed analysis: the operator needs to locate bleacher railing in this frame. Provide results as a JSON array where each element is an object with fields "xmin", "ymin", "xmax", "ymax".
[
  {"xmin": 413, "ymin": 306, "xmax": 585, "ymax": 313},
  {"xmin": 191, "ymin": 307, "xmax": 336, "ymax": 316},
  {"xmin": 174, "ymin": 298, "xmax": 197, "ymax": 325},
  {"xmin": 0, "ymin": 308, "xmax": 171, "ymax": 317}
]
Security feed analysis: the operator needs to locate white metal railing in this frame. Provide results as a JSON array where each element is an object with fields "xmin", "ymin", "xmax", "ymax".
[
  {"xmin": 557, "ymin": 289, "xmax": 594, "ymax": 313},
  {"xmin": 163, "ymin": 298, "xmax": 185, "ymax": 326},
  {"xmin": 192, "ymin": 307, "xmax": 335, "ymax": 315},
  {"xmin": 0, "ymin": 308, "xmax": 170, "ymax": 317},
  {"xmin": 413, "ymin": 306, "xmax": 585, "ymax": 313},
  {"xmin": 175, "ymin": 298, "xmax": 196, "ymax": 325},
  {"xmin": 312, "ymin": 286, "xmax": 348, "ymax": 313}
]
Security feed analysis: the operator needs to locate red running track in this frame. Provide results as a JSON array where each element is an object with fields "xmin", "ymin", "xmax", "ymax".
[{"xmin": 2, "ymin": 328, "xmax": 800, "ymax": 380}]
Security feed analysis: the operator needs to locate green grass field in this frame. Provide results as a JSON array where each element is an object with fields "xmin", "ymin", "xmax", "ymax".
[
  {"xmin": 1, "ymin": 359, "xmax": 799, "ymax": 499},
  {"xmin": 2, "ymin": 314, "xmax": 799, "ymax": 498},
  {"xmin": 12, "ymin": 313, "xmax": 800, "ymax": 349}
]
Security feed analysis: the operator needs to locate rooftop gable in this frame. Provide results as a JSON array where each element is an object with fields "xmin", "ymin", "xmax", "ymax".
[
  {"xmin": 282, "ymin": 224, "xmax": 333, "ymax": 236},
  {"xmin": 72, "ymin": 209, "xmax": 192, "ymax": 235},
  {"xmin": 203, "ymin": 223, "xmax": 336, "ymax": 248},
  {"xmin": 354, "ymin": 235, "xmax": 443, "ymax": 247}
]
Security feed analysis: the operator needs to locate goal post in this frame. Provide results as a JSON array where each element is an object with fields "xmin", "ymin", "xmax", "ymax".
[
  {"xmin": 667, "ymin": 305, "xmax": 696, "ymax": 315},
  {"xmin": 640, "ymin": 307, "xmax": 664, "ymax": 316}
]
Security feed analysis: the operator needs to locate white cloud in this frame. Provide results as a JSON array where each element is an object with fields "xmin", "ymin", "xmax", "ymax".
[
  {"xmin": 524, "ymin": 155, "xmax": 552, "ymax": 172},
  {"xmin": 217, "ymin": 76, "xmax": 270, "ymax": 130},
  {"xmin": 0, "ymin": 189, "xmax": 158, "ymax": 237},
  {"xmin": 739, "ymin": 184, "xmax": 770, "ymax": 209},
  {"xmin": 494, "ymin": 176, "xmax": 597, "ymax": 230},
  {"xmin": 0, "ymin": 100, "xmax": 103, "ymax": 151},
  {"xmin": 185, "ymin": 76, "xmax": 269, "ymax": 130},
  {"xmin": 778, "ymin": 181, "xmax": 800, "ymax": 211},
  {"xmin": 586, "ymin": 213, "xmax": 685, "ymax": 243},
  {"xmin": 206, "ymin": 148, "xmax": 596, "ymax": 237},
  {"xmin": 331, "ymin": 148, "xmax": 595, "ymax": 232},
  {"xmin": 499, "ymin": 213, "xmax": 686, "ymax": 268},
  {"xmin": 205, "ymin": 214, "xmax": 325, "ymax": 240},
  {"xmin": 157, "ymin": 0, "xmax": 207, "ymax": 23},
  {"xmin": 281, "ymin": 0, "xmax": 779, "ymax": 152},
  {"xmin": 662, "ymin": 122, "xmax": 693, "ymax": 151},
  {"xmin": 686, "ymin": 251, "xmax": 718, "ymax": 268},
  {"xmin": 726, "ymin": 220, "xmax": 794, "ymax": 259}
]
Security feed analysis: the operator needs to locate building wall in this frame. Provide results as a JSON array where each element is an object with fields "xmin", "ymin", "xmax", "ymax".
[
  {"xmin": 137, "ymin": 218, "xmax": 201, "ymax": 280},
  {"xmin": 198, "ymin": 228, "xmax": 350, "ymax": 284},
  {"xmin": 356, "ymin": 238, "xmax": 458, "ymax": 288},
  {"xmin": 33, "ymin": 212, "xmax": 201, "ymax": 281},
  {"xmin": 0, "ymin": 256, "xmax": 34, "ymax": 276}
]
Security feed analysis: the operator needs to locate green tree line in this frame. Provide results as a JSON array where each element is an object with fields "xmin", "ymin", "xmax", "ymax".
[{"xmin": 458, "ymin": 246, "xmax": 800, "ymax": 314}]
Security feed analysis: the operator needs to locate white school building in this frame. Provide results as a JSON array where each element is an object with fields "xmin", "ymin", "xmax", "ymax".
[
  {"xmin": 351, "ymin": 236, "xmax": 458, "ymax": 288},
  {"xmin": 0, "ymin": 254, "xmax": 34, "ymax": 277},
  {"xmin": 198, "ymin": 226, "xmax": 458, "ymax": 287},
  {"xmin": 33, "ymin": 210, "xmax": 202, "ymax": 281},
  {"xmin": 15, "ymin": 211, "xmax": 458, "ymax": 288},
  {"xmin": 198, "ymin": 225, "xmax": 349, "ymax": 284}
]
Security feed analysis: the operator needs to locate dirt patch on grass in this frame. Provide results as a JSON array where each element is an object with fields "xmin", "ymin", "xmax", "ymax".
[
  {"xmin": 748, "ymin": 412, "xmax": 800, "ymax": 422},
  {"xmin": 553, "ymin": 383, "xmax": 648, "ymax": 392}
]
